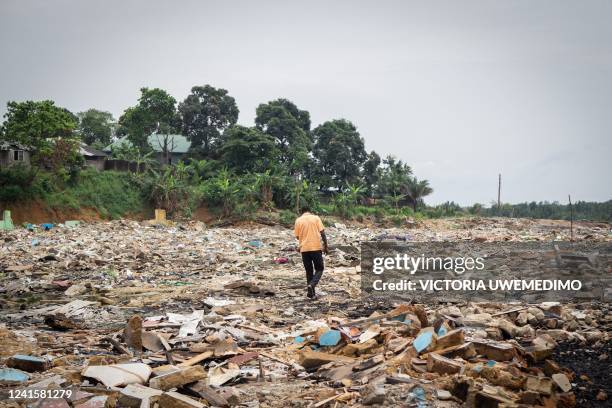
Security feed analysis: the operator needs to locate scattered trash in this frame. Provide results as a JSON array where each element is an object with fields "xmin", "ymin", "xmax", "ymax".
[{"xmin": 0, "ymin": 218, "xmax": 608, "ymax": 406}]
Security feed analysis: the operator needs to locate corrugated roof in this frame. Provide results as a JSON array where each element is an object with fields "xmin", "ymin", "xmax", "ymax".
[
  {"xmin": 80, "ymin": 143, "xmax": 108, "ymax": 157},
  {"xmin": 104, "ymin": 133, "xmax": 190, "ymax": 154},
  {"xmin": 0, "ymin": 141, "xmax": 32, "ymax": 151}
]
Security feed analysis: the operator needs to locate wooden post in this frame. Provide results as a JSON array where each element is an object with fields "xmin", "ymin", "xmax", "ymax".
[{"xmin": 568, "ymin": 194, "xmax": 573, "ymax": 242}]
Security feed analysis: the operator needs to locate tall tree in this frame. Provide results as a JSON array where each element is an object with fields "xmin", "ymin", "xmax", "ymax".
[
  {"xmin": 312, "ymin": 119, "xmax": 367, "ymax": 190},
  {"xmin": 377, "ymin": 155, "xmax": 412, "ymax": 197},
  {"xmin": 221, "ymin": 125, "xmax": 278, "ymax": 174},
  {"xmin": 77, "ymin": 109, "xmax": 115, "ymax": 147},
  {"xmin": 255, "ymin": 99, "xmax": 311, "ymax": 174},
  {"xmin": 178, "ymin": 85, "xmax": 239, "ymax": 158},
  {"xmin": 406, "ymin": 177, "xmax": 433, "ymax": 211},
  {"xmin": 1, "ymin": 100, "xmax": 77, "ymax": 149},
  {"xmin": 0, "ymin": 100, "xmax": 82, "ymax": 171},
  {"xmin": 363, "ymin": 150, "xmax": 381, "ymax": 196},
  {"xmin": 117, "ymin": 88, "xmax": 177, "ymax": 150}
]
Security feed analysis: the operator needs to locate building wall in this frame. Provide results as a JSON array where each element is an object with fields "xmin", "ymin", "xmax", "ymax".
[
  {"xmin": 0, "ymin": 149, "xmax": 31, "ymax": 168},
  {"xmin": 156, "ymin": 152, "xmax": 187, "ymax": 165},
  {"xmin": 85, "ymin": 157, "xmax": 105, "ymax": 171}
]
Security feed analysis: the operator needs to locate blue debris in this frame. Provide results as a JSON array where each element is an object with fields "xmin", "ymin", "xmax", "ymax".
[
  {"xmin": 294, "ymin": 336, "xmax": 305, "ymax": 343},
  {"xmin": 486, "ymin": 360, "xmax": 496, "ymax": 367},
  {"xmin": 41, "ymin": 223, "xmax": 54, "ymax": 231},
  {"xmin": 410, "ymin": 386, "xmax": 428, "ymax": 407},
  {"xmin": 318, "ymin": 330, "xmax": 341, "ymax": 346},
  {"xmin": 0, "ymin": 368, "xmax": 29, "ymax": 384},
  {"xmin": 413, "ymin": 331, "xmax": 433, "ymax": 353},
  {"xmin": 31, "ymin": 239, "xmax": 39, "ymax": 247},
  {"xmin": 392, "ymin": 313, "xmax": 407, "ymax": 322},
  {"xmin": 247, "ymin": 240, "xmax": 263, "ymax": 248},
  {"xmin": 437, "ymin": 326, "xmax": 448, "ymax": 336}
]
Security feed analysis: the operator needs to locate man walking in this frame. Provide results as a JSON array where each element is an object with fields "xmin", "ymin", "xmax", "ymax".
[{"xmin": 294, "ymin": 206, "xmax": 328, "ymax": 299}]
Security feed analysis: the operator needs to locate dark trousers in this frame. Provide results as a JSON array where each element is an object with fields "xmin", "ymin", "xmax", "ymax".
[{"xmin": 301, "ymin": 250, "xmax": 324, "ymax": 288}]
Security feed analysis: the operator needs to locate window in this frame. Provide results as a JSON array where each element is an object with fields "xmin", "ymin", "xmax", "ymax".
[{"xmin": 13, "ymin": 150, "xmax": 24, "ymax": 161}]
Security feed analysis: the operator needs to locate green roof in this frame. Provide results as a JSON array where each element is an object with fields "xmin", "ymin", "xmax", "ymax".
[{"xmin": 105, "ymin": 133, "xmax": 190, "ymax": 153}]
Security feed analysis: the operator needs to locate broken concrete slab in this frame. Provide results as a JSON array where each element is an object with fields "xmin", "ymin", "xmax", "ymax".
[
  {"xmin": 318, "ymin": 329, "xmax": 342, "ymax": 346},
  {"xmin": 159, "ymin": 391, "xmax": 205, "ymax": 408},
  {"xmin": 73, "ymin": 396, "xmax": 108, "ymax": 408},
  {"xmin": 342, "ymin": 338, "xmax": 377, "ymax": 356},
  {"xmin": 552, "ymin": 373, "xmax": 572, "ymax": 392},
  {"xmin": 119, "ymin": 384, "xmax": 164, "ymax": 408},
  {"xmin": 82, "ymin": 363, "xmax": 151, "ymax": 387},
  {"xmin": 413, "ymin": 328, "xmax": 437, "ymax": 353},
  {"xmin": 207, "ymin": 363, "xmax": 241, "ymax": 386},
  {"xmin": 149, "ymin": 365, "xmax": 206, "ymax": 390},
  {"xmin": 0, "ymin": 367, "xmax": 29, "ymax": 384},
  {"xmin": 6, "ymin": 354, "xmax": 49, "ymax": 372},
  {"xmin": 471, "ymin": 339, "xmax": 516, "ymax": 361},
  {"xmin": 297, "ymin": 350, "xmax": 355, "ymax": 369},
  {"xmin": 434, "ymin": 328, "xmax": 464, "ymax": 350},
  {"xmin": 427, "ymin": 353, "xmax": 464, "ymax": 374},
  {"xmin": 525, "ymin": 375, "xmax": 553, "ymax": 396},
  {"xmin": 187, "ymin": 381, "xmax": 230, "ymax": 407}
]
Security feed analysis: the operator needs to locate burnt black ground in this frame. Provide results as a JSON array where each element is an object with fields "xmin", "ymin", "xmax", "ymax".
[{"xmin": 553, "ymin": 340, "xmax": 612, "ymax": 407}]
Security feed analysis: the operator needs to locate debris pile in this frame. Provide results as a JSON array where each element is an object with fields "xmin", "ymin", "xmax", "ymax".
[{"xmin": 0, "ymin": 217, "xmax": 609, "ymax": 406}]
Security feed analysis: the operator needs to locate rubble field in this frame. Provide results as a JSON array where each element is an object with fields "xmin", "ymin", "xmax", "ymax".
[{"xmin": 0, "ymin": 217, "xmax": 610, "ymax": 408}]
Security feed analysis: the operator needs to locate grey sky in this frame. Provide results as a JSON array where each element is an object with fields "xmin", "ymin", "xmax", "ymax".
[{"xmin": 1, "ymin": 0, "xmax": 611, "ymax": 205}]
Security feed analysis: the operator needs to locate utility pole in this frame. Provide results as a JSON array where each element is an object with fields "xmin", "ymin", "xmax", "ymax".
[
  {"xmin": 497, "ymin": 174, "xmax": 501, "ymax": 210},
  {"xmin": 568, "ymin": 194, "xmax": 574, "ymax": 242}
]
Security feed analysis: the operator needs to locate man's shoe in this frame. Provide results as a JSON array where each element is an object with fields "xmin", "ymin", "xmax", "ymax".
[{"xmin": 307, "ymin": 285, "xmax": 314, "ymax": 298}]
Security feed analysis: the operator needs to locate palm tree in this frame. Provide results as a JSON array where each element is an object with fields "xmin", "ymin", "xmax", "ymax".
[{"xmin": 406, "ymin": 177, "xmax": 433, "ymax": 211}]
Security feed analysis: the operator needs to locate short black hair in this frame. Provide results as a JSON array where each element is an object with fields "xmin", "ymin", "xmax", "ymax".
[{"xmin": 300, "ymin": 205, "xmax": 311, "ymax": 214}]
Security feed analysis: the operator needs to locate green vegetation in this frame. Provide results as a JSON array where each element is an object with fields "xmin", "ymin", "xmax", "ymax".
[
  {"xmin": 1, "ymin": 84, "xmax": 609, "ymax": 224},
  {"xmin": 0, "ymin": 167, "xmax": 145, "ymax": 219},
  {"xmin": 479, "ymin": 201, "xmax": 612, "ymax": 222}
]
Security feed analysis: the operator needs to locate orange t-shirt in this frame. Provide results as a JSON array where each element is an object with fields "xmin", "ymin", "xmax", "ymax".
[{"xmin": 294, "ymin": 212, "xmax": 325, "ymax": 252}]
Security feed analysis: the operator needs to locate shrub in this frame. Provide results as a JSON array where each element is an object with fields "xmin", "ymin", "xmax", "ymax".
[{"xmin": 279, "ymin": 209, "xmax": 296, "ymax": 226}]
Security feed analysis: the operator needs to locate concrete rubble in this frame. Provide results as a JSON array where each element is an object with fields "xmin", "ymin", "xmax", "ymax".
[{"xmin": 0, "ymin": 217, "xmax": 609, "ymax": 406}]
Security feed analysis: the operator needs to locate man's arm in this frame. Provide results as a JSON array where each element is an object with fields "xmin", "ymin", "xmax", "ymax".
[
  {"xmin": 320, "ymin": 231, "xmax": 328, "ymax": 254},
  {"xmin": 317, "ymin": 216, "xmax": 328, "ymax": 254},
  {"xmin": 294, "ymin": 221, "xmax": 301, "ymax": 252}
]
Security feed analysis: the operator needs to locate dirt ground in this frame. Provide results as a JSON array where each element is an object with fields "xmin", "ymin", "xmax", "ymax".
[{"xmin": 0, "ymin": 217, "xmax": 610, "ymax": 407}]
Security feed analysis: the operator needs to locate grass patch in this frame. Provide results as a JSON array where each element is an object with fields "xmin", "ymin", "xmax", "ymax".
[{"xmin": 45, "ymin": 169, "xmax": 146, "ymax": 219}]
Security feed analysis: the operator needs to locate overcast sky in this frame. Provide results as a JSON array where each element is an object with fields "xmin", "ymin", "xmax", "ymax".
[{"xmin": 1, "ymin": 0, "xmax": 610, "ymax": 205}]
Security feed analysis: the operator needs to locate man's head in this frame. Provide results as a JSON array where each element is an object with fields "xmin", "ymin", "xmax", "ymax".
[{"xmin": 300, "ymin": 205, "xmax": 311, "ymax": 214}]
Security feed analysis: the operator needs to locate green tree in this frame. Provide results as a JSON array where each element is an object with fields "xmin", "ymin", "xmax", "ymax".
[
  {"xmin": 117, "ymin": 88, "xmax": 178, "ymax": 150},
  {"xmin": 255, "ymin": 170, "xmax": 279, "ymax": 209},
  {"xmin": 312, "ymin": 119, "xmax": 367, "ymax": 189},
  {"xmin": 333, "ymin": 183, "xmax": 366, "ymax": 218},
  {"xmin": 363, "ymin": 150, "xmax": 381, "ymax": 196},
  {"xmin": 285, "ymin": 179, "xmax": 320, "ymax": 213},
  {"xmin": 203, "ymin": 168, "xmax": 241, "ymax": 218},
  {"xmin": 405, "ymin": 177, "xmax": 433, "ymax": 211},
  {"xmin": 1, "ymin": 100, "xmax": 77, "ymax": 150},
  {"xmin": 77, "ymin": 109, "xmax": 115, "ymax": 146},
  {"xmin": 377, "ymin": 155, "xmax": 412, "ymax": 197},
  {"xmin": 221, "ymin": 125, "xmax": 278, "ymax": 174},
  {"xmin": 178, "ymin": 85, "xmax": 239, "ymax": 157},
  {"xmin": 255, "ymin": 99, "xmax": 312, "ymax": 174}
]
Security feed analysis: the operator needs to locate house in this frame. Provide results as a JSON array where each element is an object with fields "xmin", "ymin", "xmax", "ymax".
[
  {"xmin": 104, "ymin": 133, "xmax": 190, "ymax": 165},
  {"xmin": 0, "ymin": 142, "xmax": 32, "ymax": 168},
  {"xmin": 79, "ymin": 144, "xmax": 108, "ymax": 171}
]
